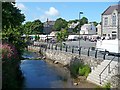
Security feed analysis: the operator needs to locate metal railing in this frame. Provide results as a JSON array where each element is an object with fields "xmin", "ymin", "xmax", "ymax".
[
  {"xmin": 33, "ymin": 42, "xmax": 112, "ymax": 60},
  {"xmin": 99, "ymin": 56, "xmax": 115, "ymax": 84}
]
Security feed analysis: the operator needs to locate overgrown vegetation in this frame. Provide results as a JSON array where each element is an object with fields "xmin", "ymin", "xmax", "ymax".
[
  {"xmin": 2, "ymin": 43, "xmax": 24, "ymax": 89},
  {"xmin": 94, "ymin": 83, "xmax": 111, "ymax": 90},
  {"xmin": 70, "ymin": 63, "xmax": 91, "ymax": 78},
  {"xmin": 103, "ymin": 83, "xmax": 111, "ymax": 90},
  {"xmin": 2, "ymin": 1, "xmax": 26, "ymax": 89},
  {"xmin": 78, "ymin": 65, "xmax": 91, "ymax": 77}
]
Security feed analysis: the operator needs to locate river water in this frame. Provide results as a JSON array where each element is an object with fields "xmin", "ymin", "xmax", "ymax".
[{"xmin": 20, "ymin": 52, "xmax": 97, "ymax": 88}]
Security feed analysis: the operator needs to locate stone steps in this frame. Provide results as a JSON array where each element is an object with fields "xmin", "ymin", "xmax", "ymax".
[{"xmin": 87, "ymin": 60, "xmax": 117, "ymax": 86}]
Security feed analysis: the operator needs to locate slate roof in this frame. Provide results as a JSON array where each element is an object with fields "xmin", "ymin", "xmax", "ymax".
[{"xmin": 102, "ymin": 4, "xmax": 120, "ymax": 15}]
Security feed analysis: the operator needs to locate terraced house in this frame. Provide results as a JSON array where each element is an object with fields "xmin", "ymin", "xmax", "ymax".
[{"xmin": 102, "ymin": 4, "xmax": 120, "ymax": 39}]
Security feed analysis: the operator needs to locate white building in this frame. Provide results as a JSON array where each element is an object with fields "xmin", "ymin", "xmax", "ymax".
[
  {"xmin": 102, "ymin": 4, "xmax": 120, "ymax": 39},
  {"xmin": 80, "ymin": 23, "xmax": 96, "ymax": 35}
]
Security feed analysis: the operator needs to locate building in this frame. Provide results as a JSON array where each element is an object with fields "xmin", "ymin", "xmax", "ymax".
[
  {"xmin": 43, "ymin": 20, "xmax": 55, "ymax": 34},
  {"xmin": 96, "ymin": 24, "xmax": 102, "ymax": 36},
  {"xmin": 102, "ymin": 4, "xmax": 120, "ymax": 39},
  {"xmin": 80, "ymin": 23, "xmax": 96, "ymax": 35},
  {"xmin": 68, "ymin": 22, "xmax": 79, "ymax": 33}
]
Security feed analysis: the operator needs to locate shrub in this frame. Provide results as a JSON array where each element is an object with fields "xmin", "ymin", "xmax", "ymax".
[
  {"xmin": 1, "ymin": 43, "xmax": 19, "ymax": 61},
  {"xmin": 103, "ymin": 83, "xmax": 111, "ymax": 90},
  {"xmin": 70, "ymin": 63, "xmax": 83, "ymax": 78},
  {"xmin": 2, "ymin": 42, "xmax": 23, "ymax": 89},
  {"xmin": 78, "ymin": 65, "xmax": 91, "ymax": 77}
]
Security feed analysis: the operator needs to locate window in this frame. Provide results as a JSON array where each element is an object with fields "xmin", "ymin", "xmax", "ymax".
[
  {"xmin": 104, "ymin": 17, "xmax": 108, "ymax": 26},
  {"xmin": 112, "ymin": 34, "xmax": 116, "ymax": 39},
  {"xmin": 103, "ymin": 34, "xmax": 106, "ymax": 36},
  {"xmin": 112, "ymin": 31, "xmax": 116, "ymax": 33},
  {"xmin": 112, "ymin": 13, "xmax": 116, "ymax": 26}
]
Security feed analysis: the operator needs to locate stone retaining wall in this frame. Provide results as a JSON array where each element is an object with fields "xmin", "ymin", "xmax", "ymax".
[
  {"xmin": 28, "ymin": 46, "xmax": 103, "ymax": 69},
  {"xmin": 44, "ymin": 49, "xmax": 103, "ymax": 69}
]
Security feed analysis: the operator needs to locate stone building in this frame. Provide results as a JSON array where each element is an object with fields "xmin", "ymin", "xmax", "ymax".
[
  {"xmin": 43, "ymin": 19, "xmax": 55, "ymax": 34},
  {"xmin": 102, "ymin": 4, "xmax": 120, "ymax": 39}
]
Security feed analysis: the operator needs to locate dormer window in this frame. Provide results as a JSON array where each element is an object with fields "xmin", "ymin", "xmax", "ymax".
[
  {"xmin": 104, "ymin": 17, "xmax": 108, "ymax": 26},
  {"xmin": 112, "ymin": 13, "xmax": 116, "ymax": 26}
]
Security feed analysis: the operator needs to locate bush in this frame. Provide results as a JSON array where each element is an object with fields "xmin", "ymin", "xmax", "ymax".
[
  {"xmin": 78, "ymin": 65, "xmax": 91, "ymax": 77},
  {"xmin": 2, "ymin": 42, "xmax": 23, "ymax": 89},
  {"xmin": 70, "ymin": 63, "xmax": 83, "ymax": 78},
  {"xmin": 103, "ymin": 83, "xmax": 111, "ymax": 90}
]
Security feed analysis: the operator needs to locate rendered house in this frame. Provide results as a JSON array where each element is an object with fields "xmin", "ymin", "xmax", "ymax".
[
  {"xmin": 102, "ymin": 4, "xmax": 120, "ymax": 39},
  {"xmin": 80, "ymin": 23, "xmax": 96, "ymax": 35},
  {"xmin": 68, "ymin": 22, "xmax": 79, "ymax": 33}
]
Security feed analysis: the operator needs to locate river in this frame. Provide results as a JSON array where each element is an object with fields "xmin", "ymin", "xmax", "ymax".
[{"xmin": 20, "ymin": 52, "xmax": 97, "ymax": 88}]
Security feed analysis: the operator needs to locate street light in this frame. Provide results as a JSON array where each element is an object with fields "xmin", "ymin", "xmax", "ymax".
[
  {"xmin": 47, "ymin": 18, "xmax": 49, "ymax": 43},
  {"xmin": 79, "ymin": 12, "xmax": 83, "ymax": 56}
]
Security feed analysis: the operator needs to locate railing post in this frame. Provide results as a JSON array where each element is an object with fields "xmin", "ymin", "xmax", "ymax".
[
  {"xmin": 87, "ymin": 47, "xmax": 90, "ymax": 56},
  {"xmin": 72, "ymin": 46, "xmax": 74, "ymax": 53},
  {"xmin": 95, "ymin": 50, "xmax": 98, "ymax": 58},
  {"xmin": 99, "ymin": 75, "xmax": 101, "ymax": 84},
  {"xmin": 108, "ymin": 64, "xmax": 110, "ymax": 73},
  {"xmin": 66, "ymin": 45, "xmax": 67, "ymax": 52},
  {"xmin": 55, "ymin": 44, "xmax": 57, "ymax": 50},
  {"xmin": 51, "ymin": 44, "xmax": 53, "ymax": 50},
  {"xmin": 103, "ymin": 50, "xmax": 106, "ymax": 60},
  {"xmin": 60, "ymin": 45, "xmax": 62, "ymax": 51},
  {"xmin": 79, "ymin": 47, "xmax": 81, "ymax": 56}
]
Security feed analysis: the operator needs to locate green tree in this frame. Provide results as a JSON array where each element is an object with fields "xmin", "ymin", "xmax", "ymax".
[
  {"xmin": 90, "ymin": 21, "xmax": 98, "ymax": 26},
  {"xmin": 56, "ymin": 29, "xmax": 68, "ymax": 43},
  {"xmin": 32, "ymin": 19, "xmax": 43, "ymax": 34},
  {"xmin": 2, "ymin": 2, "xmax": 25, "ymax": 57},
  {"xmin": 2, "ymin": 2, "xmax": 25, "ymax": 29},
  {"xmin": 23, "ymin": 19, "xmax": 43, "ymax": 34},
  {"xmin": 80, "ymin": 17, "xmax": 88, "ymax": 26},
  {"xmin": 53, "ymin": 18, "xmax": 68, "ymax": 31}
]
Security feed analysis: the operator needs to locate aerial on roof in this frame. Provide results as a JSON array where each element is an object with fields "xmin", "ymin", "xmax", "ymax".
[{"xmin": 102, "ymin": 4, "xmax": 120, "ymax": 15}]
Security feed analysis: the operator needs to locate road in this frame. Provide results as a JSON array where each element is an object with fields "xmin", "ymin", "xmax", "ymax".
[{"xmin": 63, "ymin": 40, "xmax": 96, "ymax": 48}]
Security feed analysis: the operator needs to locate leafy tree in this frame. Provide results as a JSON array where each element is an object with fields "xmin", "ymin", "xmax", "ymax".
[
  {"xmin": 23, "ymin": 19, "xmax": 43, "ymax": 34},
  {"xmin": 32, "ymin": 19, "xmax": 43, "ymax": 34},
  {"xmin": 53, "ymin": 18, "xmax": 68, "ymax": 31},
  {"xmin": 90, "ymin": 21, "xmax": 98, "ymax": 26},
  {"xmin": 2, "ymin": 1, "xmax": 25, "ymax": 89},
  {"xmin": 80, "ymin": 17, "xmax": 88, "ymax": 26},
  {"xmin": 2, "ymin": 2, "xmax": 25, "ymax": 29},
  {"xmin": 2, "ymin": 2, "xmax": 25, "ymax": 57},
  {"xmin": 56, "ymin": 29, "xmax": 68, "ymax": 43},
  {"xmin": 68, "ymin": 19, "xmax": 79, "ymax": 24}
]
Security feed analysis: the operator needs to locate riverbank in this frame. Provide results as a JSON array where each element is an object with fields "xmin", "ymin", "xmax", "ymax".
[
  {"xmin": 22, "ymin": 51, "xmax": 98, "ymax": 88},
  {"xmin": 44, "ymin": 58, "xmax": 98, "ymax": 88}
]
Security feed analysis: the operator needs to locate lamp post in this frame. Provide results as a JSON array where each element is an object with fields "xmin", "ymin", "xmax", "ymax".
[
  {"xmin": 117, "ymin": 2, "xmax": 120, "ymax": 75},
  {"xmin": 47, "ymin": 18, "xmax": 49, "ymax": 43},
  {"xmin": 79, "ymin": 12, "xmax": 83, "ymax": 56}
]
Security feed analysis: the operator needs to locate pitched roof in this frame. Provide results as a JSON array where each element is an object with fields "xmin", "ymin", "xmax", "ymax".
[{"xmin": 102, "ymin": 4, "xmax": 120, "ymax": 15}]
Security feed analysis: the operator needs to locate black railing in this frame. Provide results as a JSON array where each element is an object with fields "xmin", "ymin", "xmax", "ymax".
[
  {"xmin": 99, "ymin": 56, "xmax": 115, "ymax": 84},
  {"xmin": 32, "ymin": 41, "xmax": 115, "ymax": 61}
]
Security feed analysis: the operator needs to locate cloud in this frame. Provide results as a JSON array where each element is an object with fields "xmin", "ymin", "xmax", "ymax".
[
  {"xmin": 45, "ymin": 7, "xmax": 60, "ymax": 16},
  {"xmin": 15, "ymin": 3, "xmax": 27, "ymax": 10}
]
